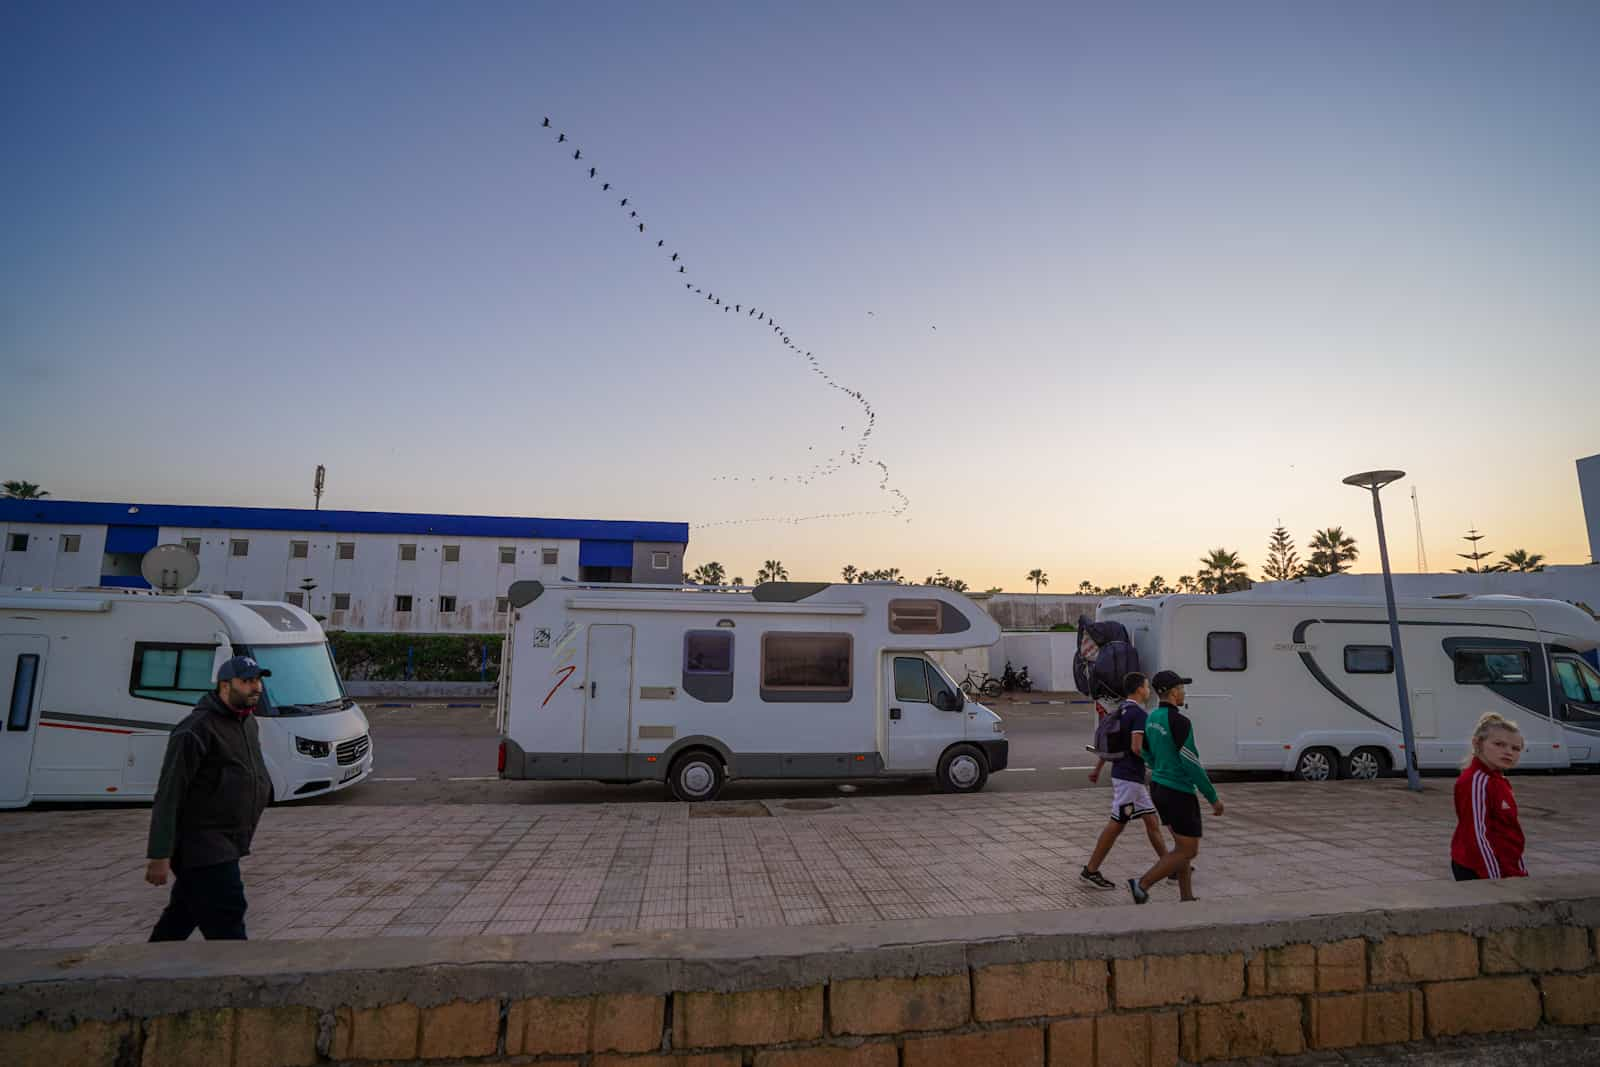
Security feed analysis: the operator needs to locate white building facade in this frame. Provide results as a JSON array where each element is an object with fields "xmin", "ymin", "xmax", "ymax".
[
  {"xmin": 1580, "ymin": 452, "xmax": 1600, "ymax": 564},
  {"xmin": 0, "ymin": 499, "xmax": 688, "ymax": 634}
]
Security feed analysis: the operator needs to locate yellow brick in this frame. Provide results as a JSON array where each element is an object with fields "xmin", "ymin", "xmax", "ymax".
[
  {"xmin": 233, "ymin": 1006, "xmax": 319, "ymax": 1067},
  {"xmin": 1113, "ymin": 953, "xmax": 1244, "ymax": 1009},
  {"xmin": 1258, "ymin": 944, "xmax": 1316, "ymax": 995},
  {"xmin": 1149, "ymin": 1012, "xmax": 1179, "ymax": 1067},
  {"xmin": 1481, "ymin": 926, "xmax": 1593, "ymax": 975},
  {"xmin": 1365, "ymin": 989, "xmax": 1423, "ymax": 1045},
  {"xmin": 974, "ymin": 960, "xmax": 1108, "ymax": 1021},
  {"xmin": 1316, "ymin": 939, "xmax": 1366, "ymax": 992},
  {"xmin": 0, "ymin": 1019, "xmax": 133, "ymax": 1067},
  {"xmin": 903, "ymin": 1026, "xmax": 1045, "ymax": 1067},
  {"xmin": 754, "ymin": 1043, "xmax": 900, "ymax": 1067},
  {"xmin": 1179, "ymin": 997, "xmax": 1305, "ymax": 1062},
  {"xmin": 1369, "ymin": 932, "xmax": 1478, "ymax": 984},
  {"xmin": 593, "ymin": 1055, "xmax": 740, "ymax": 1067},
  {"xmin": 831, "ymin": 974, "xmax": 969, "ymax": 1035},
  {"xmin": 673, "ymin": 986, "xmax": 823, "ymax": 1048},
  {"xmin": 419, "ymin": 998, "xmax": 498, "ymax": 1060},
  {"xmin": 1093, "ymin": 1012, "xmax": 1179, "ymax": 1067},
  {"xmin": 1309, "ymin": 995, "xmax": 1364, "ymax": 1050},
  {"xmin": 142, "ymin": 1009, "xmax": 234, "ymax": 1067},
  {"xmin": 334, "ymin": 1002, "xmax": 420, "ymax": 1061},
  {"xmin": 508, "ymin": 993, "xmax": 663, "ymax": 1054},
  {"xmin": 1424, "ymin": 976, "xmax": 1541, "ymax": 1038},
  {"xmin": 1047, "ymin": 1018, "xmax": 1094, "ymax": 1066},
  {"xmin": 1542, "ymin": 974, "xmax": 1600, "ymax": 1026}
]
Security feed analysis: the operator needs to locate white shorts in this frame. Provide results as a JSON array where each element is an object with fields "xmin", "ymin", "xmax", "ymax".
[{"xmin": 1111, "ymin": 779, "xmax": 1157, "ymax": 824}]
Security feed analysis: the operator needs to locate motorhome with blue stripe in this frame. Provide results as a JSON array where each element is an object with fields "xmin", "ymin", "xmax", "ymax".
[
  {"xmin": 1097, "ymin": 593, "xmax": 1600, "ymax": 781},
  {"xmin": 496, "ymin": 580, "xmax": 1007, "ymax": 800}
]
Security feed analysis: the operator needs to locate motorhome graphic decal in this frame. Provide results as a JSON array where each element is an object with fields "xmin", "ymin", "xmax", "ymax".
[{"xmin": 543, "ymin": 665, "xmax": 577, "ymax": 708}]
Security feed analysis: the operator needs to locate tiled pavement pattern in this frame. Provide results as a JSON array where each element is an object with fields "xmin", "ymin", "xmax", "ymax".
[{"xmin": 1, "ymin": 777, "xmax": 1597, "ymax": 948}]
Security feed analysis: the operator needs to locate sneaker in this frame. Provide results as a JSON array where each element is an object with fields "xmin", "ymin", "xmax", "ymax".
[
  {"xmin": 1128, "ymin": 879, "xmax": 1149, "ymax": 905},
  {"xmin": 1080, "ymin": 867, "xmax": 1116, "ymax": 890}
]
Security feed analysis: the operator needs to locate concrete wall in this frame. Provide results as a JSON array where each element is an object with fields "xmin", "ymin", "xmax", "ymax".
[
  {"xmin": 4, "ymin": 874, "xmax": 1595, "ymax": 1066},
  {"xmin": 1251, "ymin": 564, "xmax": 1600, "ymax": 615},
  {"xmin": 979, "ymin": 592, "xmax": 1102, "ymax": 631}
]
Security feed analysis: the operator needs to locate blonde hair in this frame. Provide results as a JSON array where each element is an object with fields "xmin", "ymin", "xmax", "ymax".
[{"xmin": 1465, "ymin": 712, "xmax": 1522, "ymax": 766}]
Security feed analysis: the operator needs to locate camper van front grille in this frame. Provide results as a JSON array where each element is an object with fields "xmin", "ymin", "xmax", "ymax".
[{"xmin": 336, "ymin": 734, "xmax": 370, "ymax": 765}]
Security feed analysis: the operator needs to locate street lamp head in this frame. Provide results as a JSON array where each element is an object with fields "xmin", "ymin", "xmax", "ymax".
[{"xmin": 1343, "ymin": 469, "xmax": 1406, "ymax": 491}]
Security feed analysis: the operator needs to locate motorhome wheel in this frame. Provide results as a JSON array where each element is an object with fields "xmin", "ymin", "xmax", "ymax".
[
  {"xmin": 1343, "ymin": 747, "xmax": 1388, "ymax": 781},
  {"xmin": 668, "ymin": 750, "xmax": 725, "ymax": 802},
  {"xmin": 1294, "ymin": 747, "xmax": 1339, "ymax": 782},
  {"xmin": 937, "ymin": 744, "xmax": 989, "ymax": 793}
]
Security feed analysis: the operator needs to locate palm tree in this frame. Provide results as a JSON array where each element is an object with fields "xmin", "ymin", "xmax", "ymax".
[
  {"xmin": 1304, "ymin": 527, "xmax": 1359, "ymax": 577},
  {"xmin": 756, "ymin": 560, "xmax": 788, "ymax": 583},
  {"xmin": 689, "ymin": 561, "xmax": 726, "ymax": 586},
  {"xmin": 2, "ymin": 481, "xmax": 48, "ymax": 499},
  {"xmin": 1077, "ymin": 580, "xmax": 1101, "ymax": 596},
  {"xmin": 1143, "ymin": 576, "xmax": 1172, "ymax": 596},
  {"xmin": 730, "ymin": 576, "xmax": 745, "ymax": 587},
  {"xmin": 1196, "ymin": 549, "xmax": 1251, "ymax": 594},
  {"xmin": 1501, "ymin": 549, "xmax": 1545, "ymax": 573},
  {"xmin": 840, "ymin": 564, "xmax": 858, "ymax": 584},
  {"xmin": 1176, "ymin": 575, "xmax": 1197, "ymax": 593},
  {"xmin": 1025, "ymin": 569, "xmax": 1048, "ymax": 629}
]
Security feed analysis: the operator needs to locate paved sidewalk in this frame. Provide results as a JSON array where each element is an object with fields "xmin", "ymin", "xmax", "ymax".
[{"xmin": 1, "ymin": 777, "xmax": 1596, "ymax": 948}]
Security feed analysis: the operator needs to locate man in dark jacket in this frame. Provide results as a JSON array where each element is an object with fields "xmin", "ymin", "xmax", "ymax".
[{"xmin": 145, "ymin": 655, "xmax": 275, "ymax": 941}]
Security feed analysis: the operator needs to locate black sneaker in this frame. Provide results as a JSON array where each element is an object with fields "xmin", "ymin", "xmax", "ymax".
[
  {"xmin": 1080, "ymin": 867, "xmax": 1116, "ymax": 890},
  {"xmin": 1128, "ymin": 879, "xmax": 1149, "ymax": 905}
]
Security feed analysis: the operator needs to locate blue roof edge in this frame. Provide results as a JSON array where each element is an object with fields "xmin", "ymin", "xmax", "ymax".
[{"xmin": 0, "ymin": 499, "xmax": 689, "ymax": 544}]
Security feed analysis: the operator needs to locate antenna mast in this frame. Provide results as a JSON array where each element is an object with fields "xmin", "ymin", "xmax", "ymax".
[
  {"xmin": 1411, "ymin": 486, "xmax": 1428, "ymax": 572},
  {"xmin": 314, "ymin": 465, "xmax": 326, "ymax": 511}
]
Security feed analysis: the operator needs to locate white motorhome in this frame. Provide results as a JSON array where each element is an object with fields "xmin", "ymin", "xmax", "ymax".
[
  {"xmin": 0, "ymin": 588, "xmax": 373, "ymax": 808},
  {"xmin": 497, "ymin": 580, "xmax": 1007, "ymax": 799},
  {"xmin": 1097, "ymin": 593, "xmax": 1600, "ymax": 780}
]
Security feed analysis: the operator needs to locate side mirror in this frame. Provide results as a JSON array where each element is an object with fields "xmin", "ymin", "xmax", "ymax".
[{"xmin": 934, "ymin": 690, "xmax": 961, "ymax": 712}]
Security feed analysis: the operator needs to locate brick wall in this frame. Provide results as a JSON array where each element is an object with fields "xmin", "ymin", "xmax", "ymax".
[{"xmin": 3, "ymin": 887, "xmax": 1598, "ymax": 1065}]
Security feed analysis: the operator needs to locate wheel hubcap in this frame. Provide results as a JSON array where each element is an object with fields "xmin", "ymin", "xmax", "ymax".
[
  {"xmin": 949, "ymin": 755, "xmax": 980, "ymax": 788},
  {"xmin": 681, "ymin": 761, "xmax": 714, "ymax": 796},
  {"xmin": 1349, "ymin": 752, "xmax": 1380, "ymax": 779},
  {"xmin": 1300, "ymin": 752, "xmax": 1332, "ymax": 780}
]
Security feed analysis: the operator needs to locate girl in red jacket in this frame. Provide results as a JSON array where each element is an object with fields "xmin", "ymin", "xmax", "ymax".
[{"xmin": 1451, "ymin": 712, "xmax": 1527, "ymax": 880}]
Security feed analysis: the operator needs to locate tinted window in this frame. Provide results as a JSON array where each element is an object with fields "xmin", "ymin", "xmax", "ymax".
[
  {"xmin": 894, "ymin": 657, "xmax": 930, "ymax": 702},
  {"xmin": 1207, "ymin": 632, "xmax": 1247, "ymax": 671},
  {"xmin": 8, "ymin": 655, "xmax": 39, "ymax": 730},
  {"xmin": 1554, "ymin": 661, "xmax": 1590, "ymax": 702},
  {"xmin": 130, "ymin": 644, "xmax": 216, "ymax": 705},
  {"xmin": 1344, "ymin": 645, "xmax": 1394, "ymax": 674},
  {"xmin": 889, "ymin": 599, "xmax": 942, "ymax": 635},
  {"xmin": 761, "ymin": 633, "xmax": 852, "ymax": 692},
  {"xmin": 684, "ymin": 631, "xmax": 733, "ymax": 674},
  {"xmin": 1453, "ymin": 649, "xmax": 1531, "ymax": 685}
]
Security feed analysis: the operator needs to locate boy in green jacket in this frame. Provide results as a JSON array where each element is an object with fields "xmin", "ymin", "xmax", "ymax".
[{"xmin": 1129, "ymin": 671, "xmax": 1223, "ymax": 904}]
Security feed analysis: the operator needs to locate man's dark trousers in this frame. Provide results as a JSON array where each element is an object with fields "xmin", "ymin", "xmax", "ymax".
[{"xmin": 149, "ymin": 860, "xmax": 248, "ymax": 941}]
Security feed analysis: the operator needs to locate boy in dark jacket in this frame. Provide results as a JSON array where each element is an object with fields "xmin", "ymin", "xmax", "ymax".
[{"xmin": 145, "ymin": 655, "xmax": 275, "ymax": 940}]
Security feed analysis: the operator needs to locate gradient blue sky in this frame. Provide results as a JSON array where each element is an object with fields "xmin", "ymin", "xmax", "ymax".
[{"xmin": 4, "ymin": 1, "xmax": 1597, "ymax": 589}]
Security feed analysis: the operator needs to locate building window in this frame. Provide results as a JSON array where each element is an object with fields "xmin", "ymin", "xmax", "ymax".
[
  {"xmin": 225, "ymin": 590, "xmax": 244, "ymax": 600},
  {"xmin": 129, "ymin": 643, "xmax": 217, "ymax": 706},
  {"xmin": 439, "ymin": 596, "xmax": 457, "ymax": 613},
  {"xmin": 182, "ymin": 538, "xmax": 201, "ymax": 556},
  {"xmin": 495, "ymin": 596, "xmax": 510, "ymax": 614},
  {"xmin": 889, "ymin": 599, "xmax": 943, "ymax": 635},
  {"xmin": 337, "ymin": 542, "xmax": 355, "ymax": 560},
  {"xmin": 761, "ymin": 632, "xmax": 852, "ymax": 702},
  {"xmin": 290, "ymin": 540, "xmax": 309, "ymax": 559},
  {"xmin": 285, "ymin": 592, "xmax": 304, "ymax": 607},
  {"xmin": 333, "ymin": 593, "xmax": 351, "ymax": 611},
  {"xmin": 542, "ymin": 547, "xmax": 558, "ymax": 565},
  {"xmin": 1207, "ymin": 632, "xmax": 1247, "ymax": 672},
  {"xmin": 399, "ymin": 544, "xmax": 417, "ymax": 561},
  {"xmin": 230, "ymin": 539, "xmax": 249, "ymax": 558},
  {"xmin": 1454, "ymin": 648, "xmax": 1531, "ymax": 685},
  {"xmin": 500, "ymin": 546, "xmax": 517, "ymax": 565},
  {"xmin": 395, "ymin": 595, "xmax": 413, "ymax": 613},
  {"xmin": 7, "ymin": 533, "xmax": 28, "ymax": 552},
  {"xmin": 443, "ymin": 544, "xmax": 460, "ymax": 563},
  {"xmin": 1344, "ymin": 645, "xmax": 1394, "ymax": 674},
  {"xmin": 60, "ymin": 534, "xmax": 81, "ymax": 554},
  {"xmin": 651, "ymin": 551, "xmax": 670, "ymax": 570},
  {"xmin": 9, "ymin": 654, "xmax": 40, "ymax": 731}
]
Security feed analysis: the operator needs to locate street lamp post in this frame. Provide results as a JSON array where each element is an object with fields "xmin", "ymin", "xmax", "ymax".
[{"xmin": 1343, "ymin": 469, "xmax": 1422, "ymax": 792}]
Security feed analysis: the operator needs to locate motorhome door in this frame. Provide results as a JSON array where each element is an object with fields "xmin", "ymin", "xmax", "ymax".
[
  {"xmin": 0, "ymin": 636, "xmax": 47, "ymax": 807},
  {"xmin": 884, "ymin": 655, "xmax": 957, "ymax": 771},
  {"xmin": 583, "ymin": 625, "xmax": 634, "ymax": 767}
]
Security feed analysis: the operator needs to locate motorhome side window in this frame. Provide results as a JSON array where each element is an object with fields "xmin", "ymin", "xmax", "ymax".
[
  {"xmin": 9, "ymin": 655, "xmax": 40, "ymax": 730},
  {"xmin": 683, "ymin": 631, "xmax": 734, "ymax": 703},
  {"xmin": 760, "ymin": 632, "xmax": 852, "ymax": 702},
  {"xmin": 888, "ymin": 599, "xmax": 942, "ymax": 635},
  {"xmin": 1453, "ymin": 649, "xmax": 1531, "ymax": 685},
  {"xmin": 1344, "ymin": 645, "xmax": 1394, "ymax": 674},
  {"xmin": 1206, "ymin": 632, "xmax": 1247, "ymax": 671},
  {"xmin": 130, "ymin": 643, "xmax": 218, "ymax": 705}
]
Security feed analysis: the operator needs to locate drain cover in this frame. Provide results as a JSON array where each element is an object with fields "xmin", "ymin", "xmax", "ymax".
[
  {"xmin": 688, "ymin": 802, "xmax": 771, "ymax": 818},
  {"xmin": 780, "ymin": 800, "xmax": 837, "ymax": 812}
]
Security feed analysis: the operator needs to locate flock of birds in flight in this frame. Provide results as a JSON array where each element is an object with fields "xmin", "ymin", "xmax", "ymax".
[{"xmin": 543, "ymin": 116, "xmax": 913, "ymax": 529}]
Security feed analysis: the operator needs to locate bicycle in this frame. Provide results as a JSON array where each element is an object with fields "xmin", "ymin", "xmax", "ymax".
[{"xmin": 960, "ymin": 667, "xmax": 1004, "ymax": 698}]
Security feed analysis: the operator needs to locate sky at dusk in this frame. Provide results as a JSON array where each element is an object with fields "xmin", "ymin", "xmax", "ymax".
[{"xmin": 4, "ymin": 1, "xmax": 1597, "ymax": 590}]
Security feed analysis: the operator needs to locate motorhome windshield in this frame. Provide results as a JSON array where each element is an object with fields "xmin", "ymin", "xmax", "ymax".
[{"xmin": 240, "ymin": 642, "xmax": 348, "ymax": 714}]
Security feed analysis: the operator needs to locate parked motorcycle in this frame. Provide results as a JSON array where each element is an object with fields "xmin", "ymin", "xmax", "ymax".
[{"xmin": 1001, "ymin": 661, "xmax": 1033, "ymax": 693}]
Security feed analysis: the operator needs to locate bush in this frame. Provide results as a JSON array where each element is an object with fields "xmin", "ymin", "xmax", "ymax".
[{"xmin": 328, "ymin": 632, "xmax": 504, "ymax": 682}]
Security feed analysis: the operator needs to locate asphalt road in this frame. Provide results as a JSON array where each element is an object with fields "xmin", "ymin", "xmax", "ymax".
[{"xmin": 305, "ymin": 696, "xmax": 1109, "ymax": 807}]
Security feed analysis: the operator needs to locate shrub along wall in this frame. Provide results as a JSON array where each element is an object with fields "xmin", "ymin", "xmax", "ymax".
[{"xmin": 327, "ymin": 632, "xmax": 503, "ymax": 683}]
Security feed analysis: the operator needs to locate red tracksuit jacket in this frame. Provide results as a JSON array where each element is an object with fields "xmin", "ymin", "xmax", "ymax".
[{"xmin": 1450, "ymin": 757, "xmax": 1527, "ymax": 879}]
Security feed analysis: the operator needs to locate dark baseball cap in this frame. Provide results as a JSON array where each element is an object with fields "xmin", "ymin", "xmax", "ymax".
[
  {"xmin": 217, "ymin": 655, "xmax": 271, "ymax": 681},
  {"xmin": 1151, "ymin": 670, "xmax": 1192, "ymax": 693}
]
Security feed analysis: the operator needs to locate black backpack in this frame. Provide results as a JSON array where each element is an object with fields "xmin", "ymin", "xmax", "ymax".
[{"xmin": 1073, "ymin": 615, "xmax": 1140, "ymax": 700}]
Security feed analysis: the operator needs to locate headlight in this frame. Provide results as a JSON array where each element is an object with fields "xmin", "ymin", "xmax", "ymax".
[
  {"xmin": 295, "ymin": 737, "xmax": 331, "ymax": 758},
  {"xmin": 992, "ymin": 721, "xmax": 1005, "ymax": 733}
]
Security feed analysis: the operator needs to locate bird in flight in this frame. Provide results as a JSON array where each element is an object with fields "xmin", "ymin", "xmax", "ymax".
[
  {"xmin": 557, "ymin": 133, "xmax": 566, "ymax": 142},
  {"xmin": 589, "ymin": 167, "xmax": 596, "ymax": 179},
  {"xmin": 619, "ymin": 198, "xmax": 628, "ymax": 206},
  {"xmin": 671, "ymin": 253, "xmax": 678, "ymax": 261},
  {"xmin": 602, "ymin": 183, "xmax": 610, "ymax": 190},
  {"xmin": 638, "ymin": 222, "xmax": 645, "ymax": 233},
  {"xmin": 542, "ymin": 117, "xmax": 551, "ymax": 127},
  {"xmin": 657, "ymin": 239, "xmax": 664, "ymax": 247}
]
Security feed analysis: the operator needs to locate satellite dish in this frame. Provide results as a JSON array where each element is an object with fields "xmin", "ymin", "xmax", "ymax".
[{"xmin": 141, "ymin": 544, "xmax": 201, "ymax": 594}]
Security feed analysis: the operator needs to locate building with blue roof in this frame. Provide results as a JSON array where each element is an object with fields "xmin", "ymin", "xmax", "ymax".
[{"xmin": 0, "ymin": 499, "xmax": 688, "ymax": 634}]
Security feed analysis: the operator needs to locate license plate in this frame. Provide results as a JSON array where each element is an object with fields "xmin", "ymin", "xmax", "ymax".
[{"xmin": 341, "ymin": 764, "xmax": 364, "ymax": 782}]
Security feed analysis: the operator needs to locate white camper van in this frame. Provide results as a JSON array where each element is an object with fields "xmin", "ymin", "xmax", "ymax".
[
  {"xmin": 1097, "ymin": 593, "xmax": 1600, "ymax": 780},
  {"xmin": 497, "ymin": 580, "xmax": 1007, "ymax": 799},
  {"xmin": 0, "ymin": 588, "xmax": 373, "ymax": 808}
]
